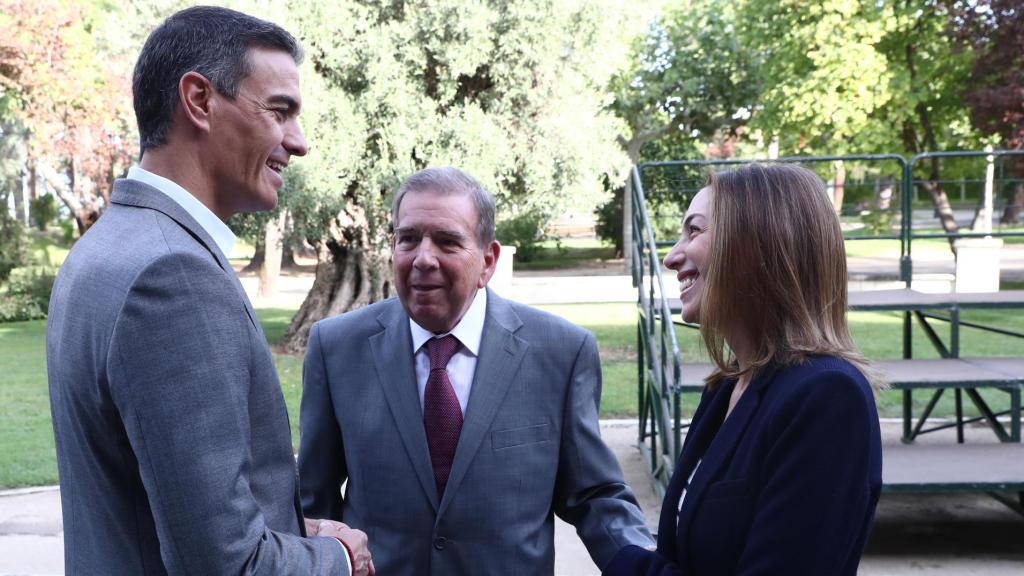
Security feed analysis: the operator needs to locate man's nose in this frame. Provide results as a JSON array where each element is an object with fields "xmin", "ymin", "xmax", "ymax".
[
  {"xmin": 413, "ymin": 238, "xmax": 439, "ymax": 268},
  {"xmin": 285, "ymin": 121, "xmax": 308, "ymax": 157}
]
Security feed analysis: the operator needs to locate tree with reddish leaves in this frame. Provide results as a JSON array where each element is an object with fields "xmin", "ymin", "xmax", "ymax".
[
  {"xmin": 0, "ymin": 0, "xmax": 136, "ymax": 235},
  {"xmin": 959, "ymin": 0, "xmax": 1024, "ymax": 148},
  {"xmin": 956, "ymin": 0, "xmax": 1024, "ymax": 223}
]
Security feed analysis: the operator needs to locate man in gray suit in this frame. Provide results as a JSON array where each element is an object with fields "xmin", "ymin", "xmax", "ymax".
[
  {"xmin": 299, "ymin": 167, "xmax": 653, "ymax": 575},
  {"xmin": 47, "ymin": 7, "xmax": 371, "ymax": 575}
]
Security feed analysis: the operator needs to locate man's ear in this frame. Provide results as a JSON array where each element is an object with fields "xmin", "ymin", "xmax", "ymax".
[
  {"xmin": 477, "ymin": 240, "xmax": 501, "ymax": 288},
  {"xmin": 178, "ymin": 71, "xmax": 214, "ymax": 134}
]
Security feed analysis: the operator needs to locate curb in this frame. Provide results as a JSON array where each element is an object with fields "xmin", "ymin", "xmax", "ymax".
[{"xmin": 0, "ymin": 486, "xmax": 59, "ymax": 498}]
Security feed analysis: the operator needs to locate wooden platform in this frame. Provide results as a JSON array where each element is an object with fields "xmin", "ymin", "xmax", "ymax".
[
  {"xmin": 848, "ymin": 288, "xmax": 1024, "ymax": 311},
  {"xmin": 883, "ymin": 443, "xmax": 1024, "ymax": 492},
  {"xmin": 674, "ymin": 358, "xmax": 1024, "ymax": 391}
]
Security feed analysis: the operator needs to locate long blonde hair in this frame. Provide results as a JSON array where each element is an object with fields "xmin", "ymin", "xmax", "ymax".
[{"xmin": 699, "ymin": 164, "xmax": 882, "ymax": 389}]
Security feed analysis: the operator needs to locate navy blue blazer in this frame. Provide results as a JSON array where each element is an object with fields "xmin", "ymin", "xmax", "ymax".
[{"xmin": 605, "ymin": 356, "xmax": 882, "ymax": 575}]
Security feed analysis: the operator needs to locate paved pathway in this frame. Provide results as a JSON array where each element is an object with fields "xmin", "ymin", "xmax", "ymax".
[{"xmin": 4, "ymin": 422, "xmax": 1023, "ymax": 575}]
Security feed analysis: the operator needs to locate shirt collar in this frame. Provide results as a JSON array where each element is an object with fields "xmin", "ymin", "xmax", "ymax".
[
  {"xmin": 410, "ymin": 288, "xmax": 487, "ymax": 356},
  {"xmin": 127, "ymin": 165, "xmax": 236, "ymax": 258}
]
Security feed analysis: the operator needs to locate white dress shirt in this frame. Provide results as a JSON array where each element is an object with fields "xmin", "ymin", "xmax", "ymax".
[
  {"xmin": 677, "ymin": 459, "xmax": 702, "ymax": 526},
  {"xmin": 409, "ymin": 288, "xmax": 488, "ymax": 415},
  {"xmin": 126, "ymin": 166, "xmax": 236, "ymax": 259}
]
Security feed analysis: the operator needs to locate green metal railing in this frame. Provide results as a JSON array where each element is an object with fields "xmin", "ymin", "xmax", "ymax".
[
  {"xmin": 631, "ymin": 164, "xmax": 683, "ymax": 493},
  {"xmin": 632, "ymin": 151, "xmax": 1024, "ymax": 485}
]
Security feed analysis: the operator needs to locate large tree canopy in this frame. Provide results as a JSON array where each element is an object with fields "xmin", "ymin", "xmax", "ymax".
[{"xmin": 278, "ymin": 0, "xmax": 637, "ymax": 351}]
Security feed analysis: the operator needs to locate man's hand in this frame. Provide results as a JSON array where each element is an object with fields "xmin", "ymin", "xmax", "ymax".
[{"xmin": 312, "ymin": 519, "xmax": 374, "ymax": 576}]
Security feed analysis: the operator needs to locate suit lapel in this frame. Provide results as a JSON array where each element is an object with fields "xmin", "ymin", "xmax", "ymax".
[
  {"xmin": 656, "ymin": 383, "xmax": 727, "ymax": 559},
  {"xmin": 370, "ymin": 302, "xmax": 441, "ymax": 512},
  {"xmin": 110, "ymin": 179, "xmax": 260, "ymax": 332},
  {"xmin": 674, "ymin": 367, "xmax": 778, "ymax": 568},
  {"xmin": 437, "ymin": 291, "xmax": 527, "ymax": 519}
]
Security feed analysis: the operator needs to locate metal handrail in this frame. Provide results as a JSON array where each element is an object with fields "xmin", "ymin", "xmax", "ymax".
[{"xmin": 631, "ymin": 165, "xmax": 685, "ymax": 487}]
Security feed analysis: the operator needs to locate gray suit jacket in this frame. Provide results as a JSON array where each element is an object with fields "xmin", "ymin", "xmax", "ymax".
[
  {"xmin": 46, "ymin": 178, "xmax": 348, "ymax": 575},
  {"xmin": 298, "ymin": 291, "xmax": 653, "ymax": 575}
]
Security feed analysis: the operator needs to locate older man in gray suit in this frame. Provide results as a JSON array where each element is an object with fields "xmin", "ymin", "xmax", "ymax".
[
  {"xmin": 298, "ymin": 167, "xmax": 654, "ymax": 575},
  {"xmin": 46, "ymin": 7, "xmax": 371, "ymax": 575}
]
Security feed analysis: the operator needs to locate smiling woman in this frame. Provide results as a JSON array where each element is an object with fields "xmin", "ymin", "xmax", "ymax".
[{"xmin": 605, "ymin": 164, "xmax": 883, "ymax": 576}]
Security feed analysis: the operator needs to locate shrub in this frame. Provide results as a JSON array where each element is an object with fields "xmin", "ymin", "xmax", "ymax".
[
  {"xmin": 860, "ymin": 209, "xmax": 896, "ymax": 235},
  {"xmin": 594, "ymin": 185, "xmax": 623, "ymax": 257},
  {"xmin": 60, "ymin": 219, "xmax": 75, "ymax": 244},
  {"xmin": 29, "ymin": 194, "xmax": 59, "ymax": 231},
  {"xmin": 6, "ymin": 266, "xmax": 57, "ymax": 313},
  {"xmin": 0, "ymin": 293, "xmax": 46, "ymax": 322},
  {"xmin": 496, "ymin": 211, "xmax": 548, "ymax": 262},
  {"xmin": 0, "ymin": 210, "xmax": 27, "ymax": 283}
]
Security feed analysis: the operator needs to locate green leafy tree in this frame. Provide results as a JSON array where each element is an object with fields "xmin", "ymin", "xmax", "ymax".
[
  {"xmin": 278, "ymin": 0, "xmax": 634, "ymax": 352},
  {"xmin": 607, "ymin": 0, "xmax": 756, "ymax": 255},
  {"xmin": 736, "ymin": 0, "xmax": 981, "ymax": 250}
]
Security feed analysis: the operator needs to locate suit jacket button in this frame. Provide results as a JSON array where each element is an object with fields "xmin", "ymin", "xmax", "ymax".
[{"xmin": 433, "ymin": 536, "xmax": 448, "ymax": 550}]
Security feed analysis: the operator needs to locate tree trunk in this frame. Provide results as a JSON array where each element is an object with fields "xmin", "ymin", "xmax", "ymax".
[
  {"xmin": 279, "ymin": 212, "xmax": 390, "ymax": 354},
  {"xmin": 831, "ymin": 160, "xmax": 846, "ymax": 215},
  {"xmin": 902, "ymin": 38, "xmax": 958, "ymax": 255},
  {"xmin": 1000, "ymin": 182, "xmax": 1024, "ymax": 224},
  {"xmin": 876, "ymin": 178, "xmax": 894, "ymax": 210},
  {"xmin": 281, "ymin": 208, "xmax": 300, "ymax": 269},
  {"xmin": 242, "ymin": 237, "xmax": 266, "ymax": 273},
  {"xmin": 39, "ymin": 161, "xmax": 93, "ymax": 235},
  {"xmin": 258, "ymin": 212, "xmax": 285, "ymax": 298},
  {"xmin": 621, "ymin": 138, "xmax": 645, "ymax": 274},
  {"xmin": 282, "ymin": 243, "xmax": 299, "ymax": 268},
  {"xmin": 918, "ymin": 156, "xmax": 959, "ymax": 254}
]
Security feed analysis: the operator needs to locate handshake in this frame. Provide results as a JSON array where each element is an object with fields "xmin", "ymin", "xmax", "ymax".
[{"xmin": 305, "ymin": 518, "xmax": 375, "ymax": 576}]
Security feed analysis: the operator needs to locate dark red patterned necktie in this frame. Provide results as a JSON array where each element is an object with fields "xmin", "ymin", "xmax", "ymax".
[{"xmin": 423, "ymin": 335, "xmax": 463, "ymax": 498}]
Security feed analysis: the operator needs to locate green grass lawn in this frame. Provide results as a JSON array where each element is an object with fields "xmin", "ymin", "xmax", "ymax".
[
  {"xmin": 3, "ymin": 302, "xmax": 1022, "ymax": 488},
  {"xmin": 512, "ymin": 237, "xmax": 619, "ymax": 271},
  {"xmin": 0, "ymin": 320, "xmax": 54, "ymax": 487}
]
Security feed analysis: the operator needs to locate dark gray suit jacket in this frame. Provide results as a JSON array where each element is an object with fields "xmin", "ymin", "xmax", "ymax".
[
  {"xmin": 299, "ymin": 291, "xmax": 653, "ymax": 575},
  {"xmin": 47, "ymin": 179, "xmax": 348, "ymax": 575}
]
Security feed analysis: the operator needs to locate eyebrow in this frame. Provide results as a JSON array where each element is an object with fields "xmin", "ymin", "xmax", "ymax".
[
  {"xmin": 682, "ymin": 213, "xmax": 703, "ymax": 229},
  {"xmin": 393, "ymin": 226, "xmax": 466, "ymax": 240}
]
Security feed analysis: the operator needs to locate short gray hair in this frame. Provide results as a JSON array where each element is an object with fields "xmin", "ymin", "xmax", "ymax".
[{"xmin": 392, "ymin": 167, "xmax": 496, "ymax": 247}]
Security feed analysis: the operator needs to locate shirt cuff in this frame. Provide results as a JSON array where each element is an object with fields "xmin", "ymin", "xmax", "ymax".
[{"xmin": 329, "ymin": 536, "xmax": 353, "ymax": 575}]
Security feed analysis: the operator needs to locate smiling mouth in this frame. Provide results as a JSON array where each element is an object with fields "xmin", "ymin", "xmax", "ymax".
[
  {"xmin": 266, "ymin": 160, "xmax": 286, "ymax": 174},
  {"xmin": 680, "ymin": 274, "xmax": 698, "ymax": 293}
]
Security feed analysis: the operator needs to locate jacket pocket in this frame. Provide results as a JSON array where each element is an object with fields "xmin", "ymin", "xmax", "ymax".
[
  {"xmin": 491, "ymin": 423, "xmax": 550, "ymax": 450},
  {"xmin": 703, "ymin": 477, "xmax": 755, "ymax": 502}
]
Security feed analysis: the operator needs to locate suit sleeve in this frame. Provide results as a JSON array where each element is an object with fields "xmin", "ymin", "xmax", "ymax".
[
  {"xmin": 734, "ymin": 369, "xmax": 880, "ymax": 575},
  {"xmin": 553, "ymin": 331, "xmax": 655, "ymax": 570},
  {"xmin": 107, "ymin": 252, "xmax": 348, "ymax": 575},
  {"xmin": 603, "ymin": 544, "xmax": 685, "ymax": 576},
  {"xmin": 298, "ymin": 321, "xmax": 348, "ymax": 520}
]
